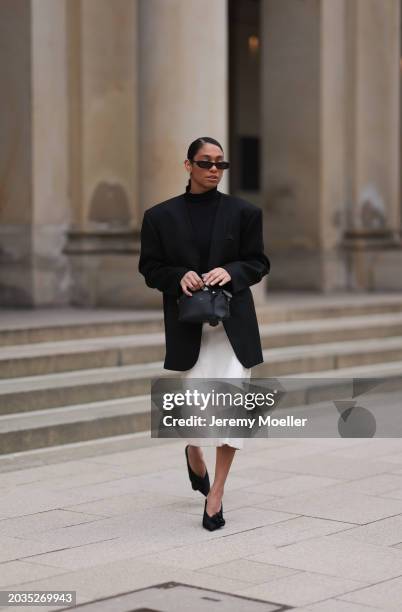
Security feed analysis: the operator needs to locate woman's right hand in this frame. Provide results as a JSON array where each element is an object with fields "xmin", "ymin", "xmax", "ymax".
[{"xmin": 180, "ymin": 271, "xmax": 204, "ymax": 296}]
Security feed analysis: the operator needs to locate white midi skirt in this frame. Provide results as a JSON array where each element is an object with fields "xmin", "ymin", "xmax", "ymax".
[{"xmin": 181, "ymin": 321, "xmax": 251, "ymax": 450}]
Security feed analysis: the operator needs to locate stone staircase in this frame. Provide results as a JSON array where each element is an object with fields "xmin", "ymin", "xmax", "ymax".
[{"xmin": 1, "ymin": 293, "xmax": 402, "ymax": 454}]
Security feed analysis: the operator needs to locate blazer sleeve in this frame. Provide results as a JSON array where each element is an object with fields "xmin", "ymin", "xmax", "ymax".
[
  {"xmin": 138, "ymin": 211, "xmax": 189, "ymax": 296},
  {"xmin": 222, "ymin": 207, "xmax": 270, "ymax": 294}
]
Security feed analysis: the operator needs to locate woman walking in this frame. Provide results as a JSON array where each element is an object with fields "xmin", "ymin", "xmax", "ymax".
[{"xmin": 138, "ymin": 137, "xmax": 270, "ymax": 531}]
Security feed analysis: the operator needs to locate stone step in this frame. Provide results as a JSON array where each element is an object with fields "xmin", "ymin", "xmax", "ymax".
[
  {"xmin": 2, "ymin": 335, "xmax": 402, "ymax": 416},
  {"xmin": 0, "ymin": 361, "xmax": 401, "ymax": 455},
  {"xmin": 0, "ymin": 396, "xmax": 151, "ymax": 455},
  {"xmin": 0, "ymin": 361, "xmax": 165, "ymax": 416},
  {"xmin": 255, "ymin": 335, "xmax": 402, "ymax": 376},
  {"xmin": 260, "ymin": 294, "xmax": 402, "ymax": 322},
  {"xmin": 3, "ymin": 312, "xmax": 402, "ymax": 379},
  {"xmin": 0, "ymin": 332, "xmax": 165, "ymax": 379},
  {"xmin": 2, "ymin": 293, "xmax": 402, "ymax": 346},
  {"xmin": 0, "ymin": 430, "xmax": 170, "ymax": 470},
  {"xmin": 0, "ymin": 312, "xmax": 164, "ymax": 347},
  {"xmin": 263, "ymin": 312, "xmax": 402, "ymax": 347}
]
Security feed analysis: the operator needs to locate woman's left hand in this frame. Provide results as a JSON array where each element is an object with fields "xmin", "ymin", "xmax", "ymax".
[{"xmin": 202, "ymin": 267, "xmax": 231, "ymax": 287}]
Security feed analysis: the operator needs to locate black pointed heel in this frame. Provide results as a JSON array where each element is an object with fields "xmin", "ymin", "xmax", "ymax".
[
  {"xmin": 185, "ymin": 445, "xmax": 210, "ymax": 496},
  {"xmin": 202, "ymin": 498, "xmax": 225, "ymax": 531},
  {"xmin": 217, "ymin": 503, "xmax": 225, "ymax": 525}
]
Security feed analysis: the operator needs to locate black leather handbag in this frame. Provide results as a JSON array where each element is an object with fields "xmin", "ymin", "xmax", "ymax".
[{"xmin": 177, "ymin": 285, "xmax": 232, "ymax": 326}]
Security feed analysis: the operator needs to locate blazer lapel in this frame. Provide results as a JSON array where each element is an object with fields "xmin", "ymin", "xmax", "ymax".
[{"xmin": 177, "ymin": 196, "xmax": 201, "ymax": 269}]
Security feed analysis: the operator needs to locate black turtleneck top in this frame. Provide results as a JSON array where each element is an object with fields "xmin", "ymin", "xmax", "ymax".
[{"xmin": 184, "ymin": 186, "xmax": 220, "ymax": 275}]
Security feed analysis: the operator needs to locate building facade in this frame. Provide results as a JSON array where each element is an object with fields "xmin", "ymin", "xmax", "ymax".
[{"xmin": 0, "ymin": 0, "xmax": 401, "ymax": 308}]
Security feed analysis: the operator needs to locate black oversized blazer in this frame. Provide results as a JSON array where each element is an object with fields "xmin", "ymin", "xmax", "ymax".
[{"xmin": 138, "ymin": 190, "xmax": 270, "ymax": 371}]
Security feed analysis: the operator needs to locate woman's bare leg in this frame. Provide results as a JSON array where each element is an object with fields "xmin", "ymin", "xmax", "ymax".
[
  {"xmin": 206, "ymin": 444, "xmax": 236, "ymax": 516},
  {"xmin": 187, "ymin": 444, "xmax": 207, "ymax": 478}
]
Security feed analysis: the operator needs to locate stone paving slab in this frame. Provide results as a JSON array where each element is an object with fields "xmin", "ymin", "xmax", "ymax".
[
  {"xmin": 138, "ymin": 514, "xmax": 354, "ymax": 573},
  {"xmin": 23, "ymin": 504, "xmax": 220, "ymax": 551},
  {"xmin": 0, "ymin": 509, "xmax": 105, "ymax": 539},
  {"xmin": 0, "ymin": 535, "xmax": 73, "ymax": 564},
  {"xmin": 321, "ymin": 438, "xmax": 402, "ymax": 460},
  {"xmin": 65, "ymin": 491, "xmax": 189, "ymax": 518},
  {"xmin": 0, "ymin": 560, "xmax": 70, "ymax": 589},
  {"xmin": 305, "ymin": 600, "xmax": 382, "ymax": 611},
  {"xmin": 247, "ymin": 533, "xmax": 402, "ymax": 583},
  {"xmin": 55, "ymin": 582, "xmax": 285, "ymax": 612},
  {"xmin": 243, "ymin": 474, "xmax": 341, "ymax": 497},
  {"xmin": 249, "ymin": 470, "xmax": 402, "ymax": 500},
  {"xmin": 1, "ymin": 437, "xmax": 402, "ymax": 610},
  {"xmin": 21, "ymin": 466, "xmax": 139, "ymax": 490},
  {"xmin": 380, "ymin": 488, "xmax": 402, "ymax": 500},
  {"xmin": 379, "ymin": 457, "xmax": 402, "ymax": 469},
  {"xmin": 0, "ymin": 481, "xmax": 145, "ymax": 518},
  {"xmin": 0, "ymin": 459, "xmax": 129, "ymax": 486},
  {"xmin": 165, "ymin": 489, "xmax": 278, "ymax": 516},
  {"xmin": 305, "ymin": 473, "xmax": 402, "ymax": 497},
  {"xmin": 246, "ymin": 450, "xmax": 401, "ymax": 480},
  {"xmin": 233, "ymin": 570, "xmax": 368, "ymax": 608},
  {"xmin": 256, "ymin": 484, "xmax": 402, "ymax": 524},
  {"xmin": 198, "ymin": 558, "xmax": 300, "ymax": 584},
  {"xmin": 229, "ymin": 438, "xmax": 370, "ymax": 466},
  {"xmin": 337, "ymin": 573, "xmax": 402, "ymax": 610},
  {"xmin": 0, "ymin": 432, "xmax": 175, "ymax": 473},
  {"xmin": 329, "ymin": 513, "xmax": 402, "ymax": 547},
  {"xmin": 0, "ymin": 558, "xmax": 253, "ymax": 606}
]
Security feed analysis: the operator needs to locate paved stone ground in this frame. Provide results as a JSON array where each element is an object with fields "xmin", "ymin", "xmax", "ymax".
[{"xmin": 2, "ymin": 434, "xmax": 402, "ymax": 611}]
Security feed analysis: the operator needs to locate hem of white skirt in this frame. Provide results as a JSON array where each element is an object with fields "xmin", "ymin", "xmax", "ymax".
[{"xmin": 185, "ymin": 438, "xmax": 245, "ymax": 450}]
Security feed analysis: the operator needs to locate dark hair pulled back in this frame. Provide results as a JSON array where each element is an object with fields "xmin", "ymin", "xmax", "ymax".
[{"xmin": 185, "ymin": 136, "xmax": 224, "ymax": 193}]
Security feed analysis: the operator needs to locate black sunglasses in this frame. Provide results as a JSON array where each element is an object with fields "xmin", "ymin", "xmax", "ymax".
[{"xmin": 191, "ymin": 160, "xmax": 230, "ymax": 170}]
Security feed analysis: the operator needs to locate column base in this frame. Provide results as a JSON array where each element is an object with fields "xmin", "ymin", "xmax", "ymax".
[
  {"xmin": 265, "ymin": 248, "xmax": 337, "ymax": 292},
  {"xmin": 265, "ymin": 234, "xmax": 402, "ymax": 293},
  {"xmin": 0, "ymin": 225, "xmax": 71, "ymax": 308},
  {"xmin": 64, "ymin": 229, "xmax": 161, "ymax": 308},
  {"xmin": 342, "ymin": 230, "xmax": 402, "ymax": 291}
]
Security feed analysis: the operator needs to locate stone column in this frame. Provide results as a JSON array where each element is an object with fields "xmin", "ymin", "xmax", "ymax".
[
  {"xmin": 0, "ymin": 0, "xmax": 70, "ymax": 307},
  {"xmin": 342, "ymin": 0, "xmax": 401, "ymax": 290},
  {"xmin": 138, "ymin": 0, "xmax": 229, "ymax": 212},
  {"xmin": 261, "ymin": 0, "xmax": 401, "ymax": 292},
  {"xmin": 65, "ymin": 0, "xmax": 141, "ymax": 306},
  {"xmin": 400, "ymin": 3, "xmax": 402, "ymax": 237},
  {"xmin": 135, "ymin": 0, "xmax": 229, "ymax": 306},
  {"xmin": 261, "ymin": 0, "xmax": 323, "ymax": 291},
  {"xmin": 320, "ymin": 0, "xmax": 349, "ymax": 291}
]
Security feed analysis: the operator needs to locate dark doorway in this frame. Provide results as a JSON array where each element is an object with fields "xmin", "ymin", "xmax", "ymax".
[{"xmin": 228, "ymin": 0, "xmax": 261, "ymax": 195}]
